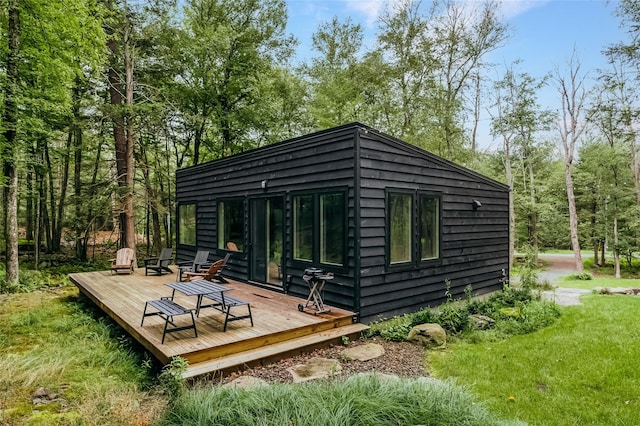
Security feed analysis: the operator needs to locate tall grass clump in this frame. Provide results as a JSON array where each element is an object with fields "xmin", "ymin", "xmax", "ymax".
[
  {"xmin": 0, "ymin": 287, "xmax": 166, "ymax": 424},
  {"xmin": 158, "ymin": 373, "xmax": 522, "ymax": 426}
]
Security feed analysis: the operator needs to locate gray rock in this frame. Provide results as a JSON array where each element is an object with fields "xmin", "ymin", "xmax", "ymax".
[
  {"xmin": 223, "ymin": 376, "xmax": 268, "ymax": 389},
  {"xmin": 287, "ymin": 357, "xmax": 342, "ymax": 383},
  {"xmin": 407, "ymin": 323, "xmax": 446, "ymax": 348},
  {"xmin": 468, "ymin": 314, "xmax": 495, "ymax": 330},
  {"xmin": 341, "ymin": 343, "xmax": 385, "ymax": 361}
]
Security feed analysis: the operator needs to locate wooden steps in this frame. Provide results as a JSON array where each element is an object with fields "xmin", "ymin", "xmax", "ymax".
[{"xmin": 183, "ymin": 323, "xmax": 369, "ymax": 379}]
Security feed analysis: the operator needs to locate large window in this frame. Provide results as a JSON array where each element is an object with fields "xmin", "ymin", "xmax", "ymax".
[
  {"xmin": 293, "ymin": 191, "xmax": 346, "ymax": 266},
  {"xmin": 389, "ymin": 193, "xmax": 412, "ymax": 264},
  {"xmin": 218, "ymin": 199, "xmax": 244, "ymax": 251},
  {"xmin": 293, "ymin": 195, "xmax": 313, "ymax": 261},
  {"xmin": 178, "ymin": 203, "xmax": 196, "ymax": 246},
  {"xmin": 320, "ymin": 193, "xmax": 345, "ymax": 265},
  {"xmin": 387, "ymin": 190, "xmax": 440, "ymax": 267},
  {"xmin": 420, "ymin": 195, "xmax": 439, "ymax": 260}
]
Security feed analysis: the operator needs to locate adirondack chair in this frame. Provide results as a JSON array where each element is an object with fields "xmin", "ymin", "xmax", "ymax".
[
  {"xmin": 143, "ymin": 248, "xmax": 174, "ymax": 276},
  {"xmin": 183, "ymin": 252, "xmax": 232, "ymax": 282},
  {"xmin": 110, "ymin": 248, "xmax": 135, "ymax": 274},
  {"xmin": 176, "ymin": 250, "xmax": 209, "ymax": 281}
]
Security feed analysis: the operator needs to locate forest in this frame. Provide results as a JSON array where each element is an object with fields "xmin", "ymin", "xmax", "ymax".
[{"xmin": 1, "ymin": 0, "xmax": 640, "ymax": 289}]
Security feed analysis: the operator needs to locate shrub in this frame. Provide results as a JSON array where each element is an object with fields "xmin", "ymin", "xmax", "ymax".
[
  {"xmin": 366, "ymin": 314, "xmax": 414, "ymax": 341},
  {"xmin": 518, "ymin": 245, "xmax": 539, "ymax": 289},
  {"xmin": 494, "ymin": 300, "xmax": 561, "ymax": 335},
  {"xmin": 566, "ymin": 272, "xmax": 593, "ymax": 280},
  {"xmin": 370, "ymin": 284, "xmax": 559, "ymax": 344},
  {"xmin": 158, "ymin": 357, "xmax": 189, "ymax": 399}
]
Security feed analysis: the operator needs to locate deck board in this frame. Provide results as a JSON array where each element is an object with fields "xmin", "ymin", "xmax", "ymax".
[{"xmin": 70, "ymin": 267, "xmax": 360, "ymax": 370}]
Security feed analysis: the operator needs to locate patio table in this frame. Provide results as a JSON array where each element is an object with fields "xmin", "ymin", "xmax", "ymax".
[{"xmin": 166, "ymin": 279, "xmax": 231, "ymax": 317}]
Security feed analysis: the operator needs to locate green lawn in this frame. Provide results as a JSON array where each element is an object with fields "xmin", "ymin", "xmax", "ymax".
[
  {"xmin": 558, "ymin": 275, "xmax": 640, "ymax": 291},
  {"xmin": 430, "ymin": 294, "xmax": 640, "ymax": 425}
]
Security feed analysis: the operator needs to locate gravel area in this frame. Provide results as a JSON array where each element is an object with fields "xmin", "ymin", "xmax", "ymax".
[{"xmin": 218, "ymin": 337, "xmax": 428, "ymax": 385}]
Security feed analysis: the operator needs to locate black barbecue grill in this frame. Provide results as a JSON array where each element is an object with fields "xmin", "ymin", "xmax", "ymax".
[{"xmin": 298, "ymin": 268, "xmax": 334, "ymax": 314}]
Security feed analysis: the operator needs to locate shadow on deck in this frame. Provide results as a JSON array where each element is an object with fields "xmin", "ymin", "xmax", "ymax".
[{"xmin": 69, "ymin": 268, "xmax": 368, "ymax": 378}]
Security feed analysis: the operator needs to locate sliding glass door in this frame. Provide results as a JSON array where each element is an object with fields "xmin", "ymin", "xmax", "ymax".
[{"xmin": 249, "ymin": 197, "xmax": 284, "ymax": 286}]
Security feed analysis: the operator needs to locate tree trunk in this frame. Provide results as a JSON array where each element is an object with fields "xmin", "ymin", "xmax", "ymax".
[
  {"xmin": 72, "ymin": 80, "xmax": 86, "ymax": 261},
  {"xmin": 26, "ymin": 172, "xmax": 33, "ymax": 241},
  {"xmin": 2, "ymin": 0, "xmax": 20, "ymax": 287},
  {"xmin": 565, "ymin": 163, "xmax": 583, "ymax": 273},
  {"xmin": 124, "ymin": 19, "xmax": 136, "ymax": 254},
  {"xmin": 504, "ymin": 139, "xmax": 515, "ymax": 266},
  {"xmin": 138, "ymin": 143, "xmax": 162, "ymax": 253},
  {"xmin": 107, "ymin": 14, "xmax": 136, "ymax": 261},
  {"xmin": 591, "ymin": 200, "xmax": 598, "ymax": 266},
  {"xmin": 527, "ymin": 156, "xmax": 538, "ymax": 259},
  {"xmin": 613, "ymin": 216, "xmax": 620, "ymax": 279},
  {"xmin": 470, "ymin": 70, "xmax": 481, "ymax": 154}
]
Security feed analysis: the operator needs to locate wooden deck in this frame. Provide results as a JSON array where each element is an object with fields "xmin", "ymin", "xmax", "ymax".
[{"xmin": 69, "ymin": 268, "xmax": 368, "ymax": 378}]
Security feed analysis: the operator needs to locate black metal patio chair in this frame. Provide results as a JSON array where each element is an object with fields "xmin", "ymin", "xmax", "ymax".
[
  {"xmin": 176, "ymin": 250, "xmax": 210, "ymax": 281},
  {"xmin": 143, "ymin": 248, "xmax": 174, "ymax": 276}
]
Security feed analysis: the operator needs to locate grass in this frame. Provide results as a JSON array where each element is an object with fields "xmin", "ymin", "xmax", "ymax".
[
  {"xmin": 429, "ymin": 294, "xmax": 640, "ymax": 425},
  {"xmin": 158, "ymin": 373, "xmax": 521, "ymax": 426},
  {"xmin": 558, "ymin": 275, "xmax": 640, "ymax": 290},
  {"xmin": 0, "ymin": 286, "xmax": 167, "ymax": 425}
]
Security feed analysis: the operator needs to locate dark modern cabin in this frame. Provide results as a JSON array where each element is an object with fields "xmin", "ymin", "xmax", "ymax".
[{"xmin": 175, "ymin": 123, "xmax": 510, "ymax": 323}]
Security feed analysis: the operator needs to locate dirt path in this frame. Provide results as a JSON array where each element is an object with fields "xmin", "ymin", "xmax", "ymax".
[
  {"xmin": 538, "ymin": 253, "xmax": 578, "ymax": 284},
  {"xmin": 537, "ymin": 253, "xmax": 590, "ymax": 306}
]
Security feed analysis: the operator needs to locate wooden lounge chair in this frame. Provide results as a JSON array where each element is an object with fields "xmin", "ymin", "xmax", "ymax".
[
  {"xmin": 143, "ymin": 248, "xmax": 174, "ymax": 276},
  {"xmin": 183, "ymin": 253, "xmax": 231, "ymax": 282},
  {"xmin": 110, "ymin": 248, "xmax": 135, "ymax": 275},
  {"xmin": 177, "ymin": 250, "xmax": 210, "ymax": 281}
]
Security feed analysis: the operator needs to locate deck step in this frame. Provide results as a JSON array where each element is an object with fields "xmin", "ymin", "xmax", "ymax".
[{"xmin": 183, "ymin": 323, "xmax": 369, "ymax": 379}]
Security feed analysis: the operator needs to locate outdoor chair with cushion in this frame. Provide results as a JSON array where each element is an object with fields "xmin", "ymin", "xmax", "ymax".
[
  {"xmin": 143, "ymin": 248, "xmax": 174, "ymax": 276},
  {"xmin": 176, "ymin": 250, "xmax": 210, "ymax": 281},
  {"xmin": 110, "ymin": 248, "xmax": 135, "ymax": 275},
  {"xmin": 183, "ymin": 252, "xmax": 232, "ymax": 282}
]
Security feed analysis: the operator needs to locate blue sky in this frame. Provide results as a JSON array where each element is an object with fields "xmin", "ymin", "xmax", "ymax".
[{"xmin": 284, "ymin": 0, "xmax": 630, "ymax": 150}]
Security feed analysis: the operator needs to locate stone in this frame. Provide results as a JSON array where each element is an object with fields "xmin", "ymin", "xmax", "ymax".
[
  {"xmin": 468, "ymin": 314, "xmax": 495, "ymax": 330},
  {"xmin": 222, "ymin": 376, "xmax": 268, "ymax": 390},
  {"xmin": 407, "ymin": 323, "xmax": 446, "ymax": 348},
  {"xmin": 31, "ymin": 387, "xmax": 63, "ymax": 405},
  {"xmin": 341, "ymin": 343, "xmax": 385, "ymax": 361},
  {"xmin": 287, "ymin": 357, "xmax": 342, "ymax": 383}
]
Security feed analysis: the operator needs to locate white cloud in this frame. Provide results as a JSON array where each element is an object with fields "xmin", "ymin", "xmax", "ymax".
[
  {"xmin": 341, "ymin": 0, "xmax": 387, "ymax": 25},
  {"xmin": 498, "ymin": 0, "xmax": 550, "ymax": 20}
]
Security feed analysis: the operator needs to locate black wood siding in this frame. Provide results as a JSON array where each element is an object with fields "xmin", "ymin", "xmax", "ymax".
[
  {"xmin": 176, "ymin": 123, "xmax": 510, "ymax": 323},
  {"xmin": 176, "ymin": 125, "xmax": 359, "ymax": 311},
  {"xmin": 356, "ymin": 132, "xmax": 509, "ymax": 323}
]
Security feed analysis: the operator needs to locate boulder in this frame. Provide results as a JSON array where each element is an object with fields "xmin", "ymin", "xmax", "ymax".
[
  {"xmin": 341, "ymin": 343, "xmax": 385, "ymax": 361},
  {"xmin": 287, "ymin": 357, "xmax": 342, "ymax": 383},
  {"xmin": 223, "ymin": 376, "xmax": 268, "ymax": 389},
  {"xmin": 468, "ymin": 314, "xmax": 495, "ymax": 330},
  {"xmin": 407, "ymin": 323, "xmax": 446, "ymax": 348}
]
